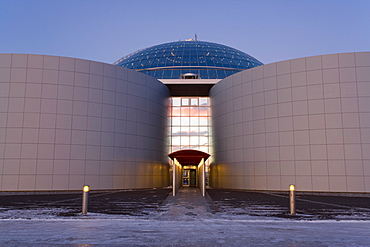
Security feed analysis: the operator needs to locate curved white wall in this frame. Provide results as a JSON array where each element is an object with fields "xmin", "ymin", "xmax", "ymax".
[
  {"xmin": 0, "ymin": 54, "xmax": 170, "ymax": 191},
  {"xmin": 210, "ymin": 52, "xmax": 370, "ymax": 193}
]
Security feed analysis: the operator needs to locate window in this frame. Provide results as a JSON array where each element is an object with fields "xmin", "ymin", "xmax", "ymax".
[{"xmin": 169, "ymin": 97, "xmax": 211, "ymax": 154}]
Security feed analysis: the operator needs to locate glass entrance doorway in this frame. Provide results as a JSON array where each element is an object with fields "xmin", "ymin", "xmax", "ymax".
[
  {"xmin": 183, "ymin": 169, "xmax": 196, "ymax": 187},
  {"xmin": 168, "ymin": 149, "xmax": 210, "ymax": 196}
]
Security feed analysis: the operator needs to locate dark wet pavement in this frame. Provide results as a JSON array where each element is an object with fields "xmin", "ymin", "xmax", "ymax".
[
  {"xmin": 1, "ymin": 187, "xmax": 370, "ymax": 220},
  {"xmin": 207, "ymin": 189, "xmax": 370, "ymax": 220},
  {"xmin": 1, "ymin": 188, "xmax": 370, "ymax": 246},
  {"xmin": 0, "ymin": 188, "xmax": 171, "ymax": 217}
]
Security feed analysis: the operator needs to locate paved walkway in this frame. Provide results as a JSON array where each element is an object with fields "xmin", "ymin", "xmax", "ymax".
[
  {"xmin": 1, "ymin": 217, "xmax": 370, "ymax": 246},
  {"xmin": 157, "ymin": 187, "xmax": 213, "ymax": 219},
  {"xmin": 1, "ymin": 188, "xmax": 370, "ymax": 246}
]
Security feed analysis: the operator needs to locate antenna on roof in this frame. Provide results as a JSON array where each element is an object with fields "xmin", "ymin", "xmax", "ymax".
[{"xmin": 195, "ymin": 33, "xmax": 198, "ymax": 41}]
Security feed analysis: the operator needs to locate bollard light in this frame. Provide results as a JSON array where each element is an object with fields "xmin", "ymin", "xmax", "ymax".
[
  {"xmin": 83, "ymin": 185, "xmax": 90, "ymax": 192},
  {"xmin": 289, "ymin": 184, "xmax": 296, "ymax": 216},
  {"xmin": 82, "ymin": 185, "xmax": 90, "ymax": 215}
]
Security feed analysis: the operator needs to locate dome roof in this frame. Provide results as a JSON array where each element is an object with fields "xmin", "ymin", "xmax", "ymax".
[{"xmin": 115, "ymin": 40, "xmax": 263, "ymax": 79}]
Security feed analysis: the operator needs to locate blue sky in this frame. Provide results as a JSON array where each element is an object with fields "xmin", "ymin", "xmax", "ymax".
[{"xmin": 1, "ymin": 0, "xmax": 369, "ymax": 65}]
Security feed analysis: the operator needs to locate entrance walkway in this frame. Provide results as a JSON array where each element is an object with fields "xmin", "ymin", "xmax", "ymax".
[{"xmin": 158, "ymin": 187, "xmax": 212, "ymax": 219}]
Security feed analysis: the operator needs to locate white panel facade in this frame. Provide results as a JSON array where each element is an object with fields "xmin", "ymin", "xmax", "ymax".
[
  {"xmin": 0, "ymin": 54, "xmax": 170, "ymax": 191},
  {"xmin": 210, "ymin": 52, "xmax": 370, "ymax": 193}
]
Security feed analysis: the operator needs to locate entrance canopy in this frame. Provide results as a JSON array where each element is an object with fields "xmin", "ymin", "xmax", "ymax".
[
  {"xmin": 168, "ymin": 149, "xmax": 210, "ymax": 165},
  {"xmin": 169, "ymin": 149, "xmax": 209, "ymax": 196}
]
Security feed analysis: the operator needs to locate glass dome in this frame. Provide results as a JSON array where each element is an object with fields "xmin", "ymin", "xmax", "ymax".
[{"xmin": 115, "ymin": 40, "xmax": 263, "ymax": 79}]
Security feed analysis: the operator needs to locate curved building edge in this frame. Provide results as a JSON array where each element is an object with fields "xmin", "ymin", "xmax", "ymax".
[
  {"xmin": 210, "ymin": 52, "xmax": 370, "ymax": 193},
  {"xmin": 0, "ymin": 53, "xmax": 170, "ymax": 191}
]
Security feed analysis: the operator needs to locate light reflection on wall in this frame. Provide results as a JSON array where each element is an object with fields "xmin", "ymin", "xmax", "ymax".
[{"xmin": 170, "ymin": 97, "xmax": 211, "ymax": 155}]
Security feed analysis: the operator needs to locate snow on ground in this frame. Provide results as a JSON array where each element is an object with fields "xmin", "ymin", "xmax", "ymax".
[
  {"xmin": 1, "ymin": 207, "xmax": 370, "ymax": 246},
  {"xmin": 0, "ymin": 217, "xmax": 370, "ymax": 246},
  {"xmin": 1, "ymin": 188, "xmax": 370, "ymax": 246}
]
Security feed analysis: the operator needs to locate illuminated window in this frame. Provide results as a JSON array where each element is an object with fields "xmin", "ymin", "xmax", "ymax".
[
  {"xmin": 172, "ymin": 98, "xmax": 181, "ymax": 106},
  {"xmin": 169, "ymin": 97, "xmax": 211, "ymax": 155},
  {"xmin": 181, "ymin": 98, "xmax": 189, "ymax": 106},
  {"xmin": 191, "ymin": 99, "xmax": 198, "ymax": 105},
  {"xmin": 190, "ymin": 117, "xmax": 199, "ymax": 126}
]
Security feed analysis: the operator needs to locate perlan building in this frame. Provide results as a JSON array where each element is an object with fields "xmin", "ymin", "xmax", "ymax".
[{"xmin": 1, "ymin": 39, "xmax": 370, "ymax": 194}]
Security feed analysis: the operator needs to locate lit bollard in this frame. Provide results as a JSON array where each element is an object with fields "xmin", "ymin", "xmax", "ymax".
[
  {"xmin": 82, "ymin": 185, "xmax": 90, "ymax": 215},
  {"xmin": 289, "ymin": 184, "xmax": 296, "ymax": 215}
]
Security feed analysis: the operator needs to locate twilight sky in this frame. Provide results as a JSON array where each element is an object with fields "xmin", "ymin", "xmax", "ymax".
[{"xmin": 1, "ymin": 0, "xmax": 369, "ymax": 65}]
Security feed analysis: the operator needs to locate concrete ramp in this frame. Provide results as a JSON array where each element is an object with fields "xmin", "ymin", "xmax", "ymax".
[{"xmin": 158, "ymin": 187, "xmax": 212, "ymax": 219}]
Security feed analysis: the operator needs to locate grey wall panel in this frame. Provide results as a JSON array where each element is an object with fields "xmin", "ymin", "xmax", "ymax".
[
  {"xmin": 0, "ymin": 54, "xmax": 169, "ymax": 191},
  {"xmin": 210, "ymin": 52, "xmax": 370, "ymax": 193}
]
